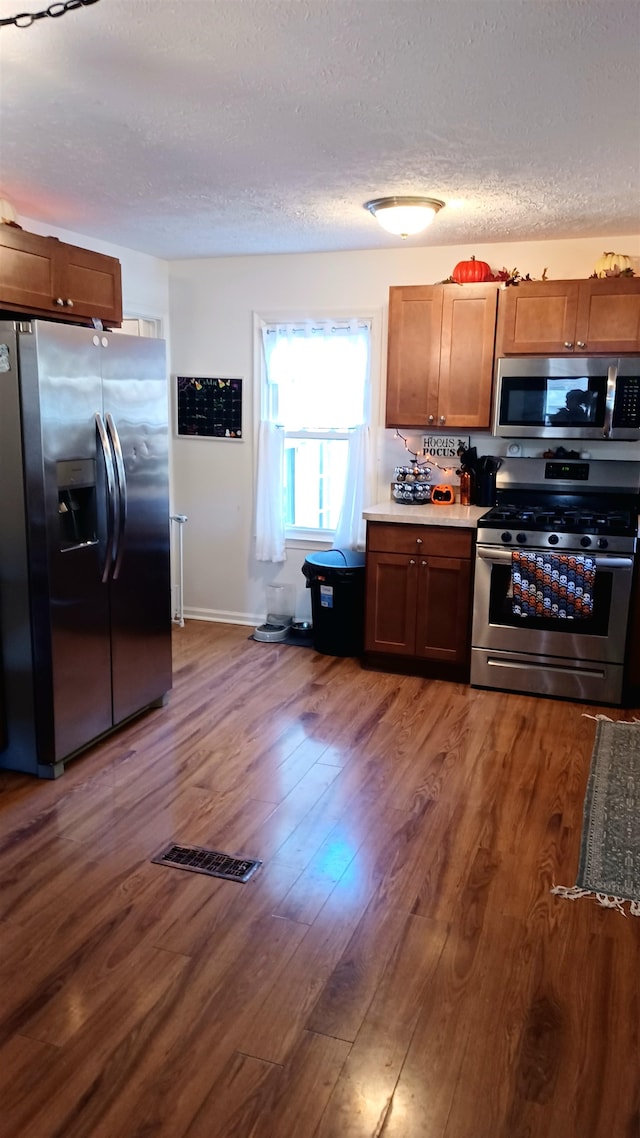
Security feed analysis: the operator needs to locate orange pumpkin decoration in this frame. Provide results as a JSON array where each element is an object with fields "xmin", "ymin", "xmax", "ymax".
[{"xmin": 451, "ymin": 255, "xmax": 492, "ymax": 283}]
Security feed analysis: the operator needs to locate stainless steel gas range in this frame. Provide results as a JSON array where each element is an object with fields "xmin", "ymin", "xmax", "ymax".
[{"xmin": 471, "ymin": 458, "xmax": 639, "ymax": 705}]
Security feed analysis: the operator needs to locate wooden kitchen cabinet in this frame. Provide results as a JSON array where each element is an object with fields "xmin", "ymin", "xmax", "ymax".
[
  {"xmin": 365, "ymin": 551, "xmax": 418, "ymax": 655},
  {"xmin": 496, "ymin": 277, "xmax": 640, "ymax": 355},
  {"xmin": 0, "ymin": 226, "xmax": 122, "ymax": 327},
  {"xmin": 55, "ymin": 240, "xmax": 123, "ymax": 324},
  {"xmin": 385, "ymin": 282, "xmax": 499, "ymax": 429},
  {"xmin": 364, "ymin": 522, "xmax": 474, "ymax": 677}
]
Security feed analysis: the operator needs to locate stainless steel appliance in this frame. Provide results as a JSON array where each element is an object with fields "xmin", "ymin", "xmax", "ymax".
[
  {"xmin": 0, "ymin": 319, "xmax": 172, "ymax": 777},
  {"xmin": 471, "ymin": 458, "xmax": 639, "ymax": 704},
  {"xmin": 493, "ymin": 356, "xmax": 640, "ymax": 440}
]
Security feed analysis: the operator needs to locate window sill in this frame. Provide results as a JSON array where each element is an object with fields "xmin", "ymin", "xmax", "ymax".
[{"xmin": 285, "ymin": 530, "xmax": 336, "ymax": 550}]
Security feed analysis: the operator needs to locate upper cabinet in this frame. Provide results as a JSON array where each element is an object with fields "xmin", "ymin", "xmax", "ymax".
[
  {"xmin": 385, "ymin": 282, "xmax": 499, "ymax": 429},
  {"xmin": 496, "ymin": 278, "xmax": 640, "ymax": 355},
  {"xmin": 0, "ymin": 226, "xmax": 122, "ymax": 327},
  {"xmin": 55, "ymin": 241, "xmax": 123, "ymax": 325}
]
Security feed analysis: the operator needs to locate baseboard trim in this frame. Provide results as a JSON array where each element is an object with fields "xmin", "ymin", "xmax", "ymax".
[{"xmin": 183, "ymin": 607, "xmax": 260, "ymax": 628}]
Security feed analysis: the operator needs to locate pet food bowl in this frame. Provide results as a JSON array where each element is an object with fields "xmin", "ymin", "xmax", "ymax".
[
  {"xmin": 253, "ymin": 623, "xmax": 289, "ymax": 642},
  {"xmin": 290, "ymin": 620, "xmax": 312, "ymax": 638}
]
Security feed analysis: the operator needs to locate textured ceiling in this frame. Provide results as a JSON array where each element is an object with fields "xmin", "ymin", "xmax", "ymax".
[{"xmin": 0, "ymin": 0, "xmax": 639, "ymax": 260}]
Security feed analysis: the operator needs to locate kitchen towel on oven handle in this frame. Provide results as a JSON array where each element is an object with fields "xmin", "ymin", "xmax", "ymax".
[{"xmin": 511, "ymin": 550, "xmax": 596, "ymax": 619}]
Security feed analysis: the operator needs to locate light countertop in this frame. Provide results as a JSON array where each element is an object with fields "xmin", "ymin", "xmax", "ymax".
[{"xmin": 363, "ymin": 501, "xmax": 487, "ymax": 527}]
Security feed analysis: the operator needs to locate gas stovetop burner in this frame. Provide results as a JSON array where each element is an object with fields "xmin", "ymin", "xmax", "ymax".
[
  {"xmin": 478, "ymin": 499, "xmax": 638, "ymax": 554},
  {"xmin": 475, "ymin": 457, "xmax": 639, "ymax": 554},
  {"xmin": 480, "ymin": 503, "xmax": 634, "ymax": 537}
]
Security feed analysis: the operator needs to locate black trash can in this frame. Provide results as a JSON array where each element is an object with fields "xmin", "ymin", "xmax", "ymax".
[{"xmin": 302, "ymin": 549, "xmax": 366, "ymax": 656}]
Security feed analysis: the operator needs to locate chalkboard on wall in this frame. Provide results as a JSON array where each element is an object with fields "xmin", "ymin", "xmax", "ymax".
[{"xmin": 176, "ymin": 376, "xmax": 243, "ymax": 439}]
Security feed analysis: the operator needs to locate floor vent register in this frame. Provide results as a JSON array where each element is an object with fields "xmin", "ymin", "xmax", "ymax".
[{"xmin": 152, "ymin": 843, "xmax": 262, "ymax": 883}]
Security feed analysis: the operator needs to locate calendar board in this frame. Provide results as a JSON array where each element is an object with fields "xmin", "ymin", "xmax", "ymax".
[{"xmin": 176, "ymin": 376, "xmax": 243, "ymax": 439}]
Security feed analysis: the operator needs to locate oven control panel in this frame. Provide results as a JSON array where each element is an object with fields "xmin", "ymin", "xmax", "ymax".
[
  {"xmin": 477, "ymin": 526, "xmax": 636, "ymax": 555},
  {"xmin": 544, "ymin": 461, "xmax": 589, "ymax": 481},
  {"xmin": 496, "ymin": 530, "xmax": 611, "ymax": 548}
]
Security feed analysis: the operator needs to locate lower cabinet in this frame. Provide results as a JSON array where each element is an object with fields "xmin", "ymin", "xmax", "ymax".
[{"xmin": 364, "ymin": 522, "xmax": 474, "ymax": 677}]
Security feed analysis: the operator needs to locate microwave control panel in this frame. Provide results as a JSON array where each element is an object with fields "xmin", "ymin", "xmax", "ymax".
[{"xmin": 613, "ymin": 375, "xmax": 640, "ymax": 427}]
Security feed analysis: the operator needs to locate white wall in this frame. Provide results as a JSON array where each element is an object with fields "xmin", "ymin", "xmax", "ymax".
[{"xmin": 168, "ymin": 234, "xmax": 640, "ymax": 626}]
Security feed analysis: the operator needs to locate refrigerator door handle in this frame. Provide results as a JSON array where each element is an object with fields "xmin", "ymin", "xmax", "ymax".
[
  {"xmin": 106, "ymin": 413, "xmax": 128, "ymax": 580},
  {"xmin": 95, "ymin": 412, "xmax": 117, "ymax": 583}
]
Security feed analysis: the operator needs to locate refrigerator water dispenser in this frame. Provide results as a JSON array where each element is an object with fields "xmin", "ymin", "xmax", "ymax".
[{"xmin": 56, "ymin": 458, "xmax": 97, "ymax": 549}]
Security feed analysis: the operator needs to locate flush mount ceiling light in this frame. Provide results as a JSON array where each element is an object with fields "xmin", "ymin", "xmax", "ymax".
[{"xmin": 364, "ymin": 196, "xmax": 445, "ymax": 239}]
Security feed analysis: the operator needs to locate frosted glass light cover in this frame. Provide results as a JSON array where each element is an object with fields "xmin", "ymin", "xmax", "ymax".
[{"xmin": 365, "ymin": 196, "xmax": 445, "ymax": 238}]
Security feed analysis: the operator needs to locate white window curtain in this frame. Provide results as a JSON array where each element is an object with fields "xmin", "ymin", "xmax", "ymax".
[
  {"xmin": 255, "ymin": 420, "xmax": 286, "ymax": 562},
  {"xmin": 255, "ymin": 318, "xmax": 371, "ymax": 561},
  {"xmin": 333, "ymin": 424, "xmax": 372, "ymax": 550}
]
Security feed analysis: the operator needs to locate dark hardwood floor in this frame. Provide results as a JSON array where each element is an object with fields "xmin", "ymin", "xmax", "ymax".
[{"xmin": 1, "ymin": 620, "xmax": 638, "ymax": 1138}]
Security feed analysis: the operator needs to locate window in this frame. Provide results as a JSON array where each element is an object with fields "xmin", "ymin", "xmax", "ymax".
[{"xmin": 260, "ymin": 319, "xmax": 371, "ymax": 541}]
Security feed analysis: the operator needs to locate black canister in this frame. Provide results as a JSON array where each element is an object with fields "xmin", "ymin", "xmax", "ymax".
[{"xmin": 475, "ymin": 456, "xmax": 503, "ymax": 506}]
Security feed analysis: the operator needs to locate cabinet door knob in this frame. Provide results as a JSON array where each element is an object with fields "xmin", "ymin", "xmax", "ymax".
[
  {"xmin": 439, "ymin": 415, "xmax": 446, "ymax": 424},
  {"xmin": 563, "ymin": 341, "xmax": 574, "ymax": 350},
  {"xmin": 409, "ymin": 559, "xmax": 416, "ymax": 565},
  {"xmin": 54, "ymin": 297, "xmax": 65, "ymax": 306},
  {"xmin": 577, "ymin": 341, "xmax": 586, "ymax": 349},
  {"xmin": 65, "ymin": 299, "xmax": 74, "ymax": 308},
  {"xmin": 416, "ymin": 538, "xmax": 423, "ymax": 544},
  {"xmin": 428, "ymin": 415, "xmax": 434, "ymax": 424},
  {"xmin": 421, "ymin": 560, "xmax": 427, "ymax": 566}
]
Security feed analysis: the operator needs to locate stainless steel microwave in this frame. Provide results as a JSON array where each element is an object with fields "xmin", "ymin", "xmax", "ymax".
[{"xmin": 493, "ymin": 356, "xmax": 640, "ymax": 440}]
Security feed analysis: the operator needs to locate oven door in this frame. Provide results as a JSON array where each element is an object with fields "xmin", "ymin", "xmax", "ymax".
[{"xmin": 471, "ymin": 545, "xmax": 634, "ymax": 665}]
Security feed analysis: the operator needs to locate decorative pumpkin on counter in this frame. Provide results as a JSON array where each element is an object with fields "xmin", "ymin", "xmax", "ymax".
[
  {"xmin": 430, "ymin": 484, "xmax": 455, "ymax": 505},
  {"xmin": 593, "ymin": 251, "xmax": 633, "ymax": 278},
  {"xmin": 451, "ymin": 255, "xmax": 492, "ymax": 283}
]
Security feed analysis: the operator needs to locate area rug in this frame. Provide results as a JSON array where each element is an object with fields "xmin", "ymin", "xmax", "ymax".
[{"xmin": 551, "ymin": 716, "xmax": 640, "ymax": 917}]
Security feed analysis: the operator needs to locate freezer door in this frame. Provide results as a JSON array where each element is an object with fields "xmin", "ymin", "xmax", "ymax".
[
  {"xmin": 102, "ymin": 333, "xmax": 172, "ymax": 723},
  {"xmin": 30, "ymin": 322, "xmax": 113, "ymax": 762}
]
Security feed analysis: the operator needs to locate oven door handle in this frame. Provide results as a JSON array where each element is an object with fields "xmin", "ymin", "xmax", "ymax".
[
  {"xmin": 603, "ymin": 364, "xmax": 617, "ymax": 438},
  {"xmin": 476, "ymin": 547, "xmax": 634, "ymax": 570}
]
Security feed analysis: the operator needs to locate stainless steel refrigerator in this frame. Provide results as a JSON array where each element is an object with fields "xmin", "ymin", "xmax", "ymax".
[{"xmin": 0, "ymin": 319, "xmax": 172, "ymax": 777}]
